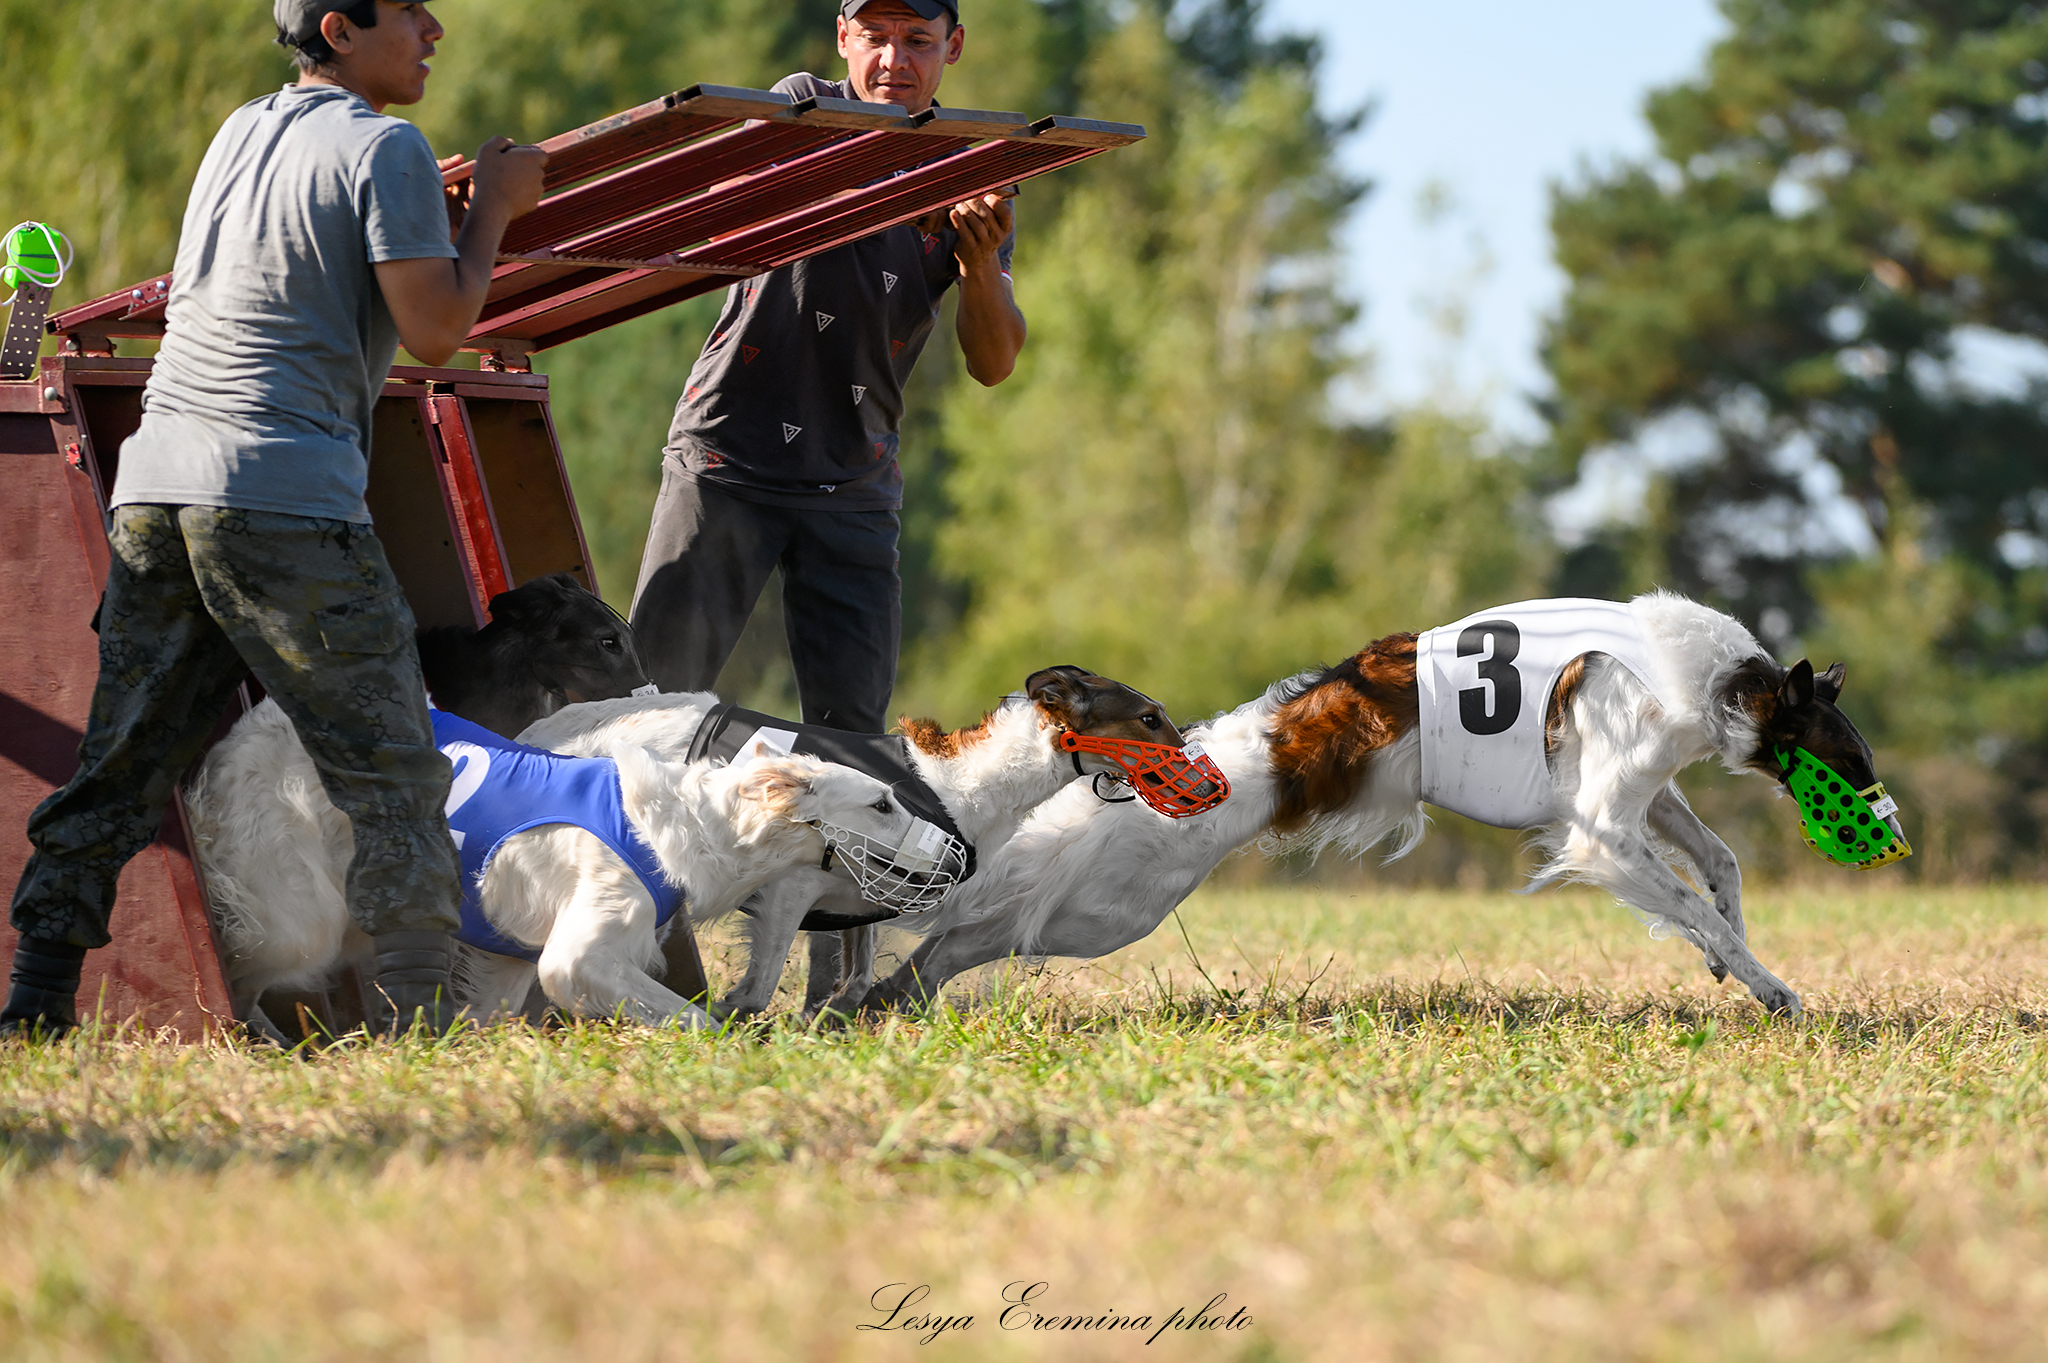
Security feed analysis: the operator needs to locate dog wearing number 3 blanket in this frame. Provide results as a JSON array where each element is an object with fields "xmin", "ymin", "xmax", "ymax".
[
  {"xmin": 864, "ymin": 593, "xmax": 1906, "ymax": 1018},
  {"xmin": 1417, "ymin": 599, "xmax": 1665, "ymax": 829}
]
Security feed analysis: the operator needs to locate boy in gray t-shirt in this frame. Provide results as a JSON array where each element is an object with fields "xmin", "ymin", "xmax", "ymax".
[
  {"xmin": 3, "ymin": 0, "xmax": 545, "ymax": 1040},
  {"xmin": 112, "ymin": 81, "xmax": 457, "ymax": 522}
]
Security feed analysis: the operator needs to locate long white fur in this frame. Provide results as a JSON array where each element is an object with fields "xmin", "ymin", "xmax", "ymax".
[
  {"xmin": 186, "ymin": 699, "xmax": 362, "ymax": 997},
  {"xmin": 871, "ymin": 593, "xmax": 1818, "ymax": 1015},
  {"xmin": 187, "ymin": 697, "xmax": 913, "ymax": 1028},
  {"xmin": 516, "ymin": 689, "xmax": 1142, "ymax": 1015}
]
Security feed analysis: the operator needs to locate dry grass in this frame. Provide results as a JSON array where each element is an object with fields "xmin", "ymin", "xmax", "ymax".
[{"xmin": 2, "ymin": 883, "xmax": 2045, "ymax": 1361}]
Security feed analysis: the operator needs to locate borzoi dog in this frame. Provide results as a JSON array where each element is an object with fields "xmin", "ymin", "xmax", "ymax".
[
  {"xmin": 867, "ymin": 593, "xmax": 1906, "ymax": 1016},
  {"xmin": 189, "ymin": 571, "xmax": 650, "ymax": 1034},
  {"xmin": 516, "ymin": 665, "xmax": 1208, "ymax": 1018},
  {"xmin": 190, "ymin": 705, "xmax": 916, "ymax": 1029}
]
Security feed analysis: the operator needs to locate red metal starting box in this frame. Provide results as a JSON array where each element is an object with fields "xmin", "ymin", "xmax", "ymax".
[{"xmin": 0, "ymin": 85, "xmax": 1141, "ymax": 1040}]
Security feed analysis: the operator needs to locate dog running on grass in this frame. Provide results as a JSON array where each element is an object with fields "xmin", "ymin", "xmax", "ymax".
[
  {"xmin": 865, "ymin": 592, "xmax": 1907, "ymax": 1017},
  {"xmin": 514, "ymin": 665, "xmax": 1218, "ymax": 1019},
  {"xmin": 192, "ymin": 704, "xmax": 922, "ymax": 1029}
]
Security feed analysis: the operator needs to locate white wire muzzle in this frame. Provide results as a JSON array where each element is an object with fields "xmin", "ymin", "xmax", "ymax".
[{"xmin": 814, "ymin": 815, "xmax": 968, "ymax": 915}]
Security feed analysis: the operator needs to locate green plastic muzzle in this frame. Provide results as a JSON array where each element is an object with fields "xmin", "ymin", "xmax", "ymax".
[
  {"xmin": 1776, "ymin": 746, "xmax": 1911, "ymax": 869},
  {"xmin": 2, "ymin": 222, "xmax": 70, "ymax": 293}
]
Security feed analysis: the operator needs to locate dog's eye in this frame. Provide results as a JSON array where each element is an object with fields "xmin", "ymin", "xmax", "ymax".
[
  {"xmin": 871, "ymin": 797, "xmax": 893, "ymax": 815},
  {"xmin": 599, "ymin": 636, "xmax": 622, "ymax": 652},
  {"xmin": 1141, "ymin": 714, "xmax": 1161, "ymax": 729}
]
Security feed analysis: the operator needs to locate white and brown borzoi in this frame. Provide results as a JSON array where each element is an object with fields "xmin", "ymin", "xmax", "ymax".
[
  {"xmin": 515, "ymin": 666, "xmax": 1186, "ymax": 1018},
  {"xmin": 190, "ymin": 704, "xmax": 914, "ymax": 1028},
  {"xmin": 868, "ymin": 593, "xmax": 1901, "ymax": 1016}
]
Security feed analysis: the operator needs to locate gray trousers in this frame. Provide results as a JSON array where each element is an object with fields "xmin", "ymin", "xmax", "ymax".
[
  {"xmin": 630, "ymin": 463, "xmax": 902, "ymax": 732},
  {"xmin": 10, "ymin": 505, "xmax": 460, "ymax": 949}
]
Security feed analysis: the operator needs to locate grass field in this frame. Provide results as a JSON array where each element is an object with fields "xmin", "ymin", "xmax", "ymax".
[{"xmin": 2, "ymin": 882, "xmax": 2045, "ymax": 1361}]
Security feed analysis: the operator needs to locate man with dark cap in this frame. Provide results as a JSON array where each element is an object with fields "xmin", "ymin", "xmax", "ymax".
[
  {"xmin": 631, "ymin": 0, "xmax": 1026, "ymax": 735},
  {"xmin": 1, "ymin": 0, "xmax": 546, "ymax": 1039}
]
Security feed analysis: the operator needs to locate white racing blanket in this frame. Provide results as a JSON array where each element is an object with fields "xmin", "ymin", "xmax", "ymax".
[{"xmin": 1416, "ymin": 598, "xmax": 1664, "ymax": 829}]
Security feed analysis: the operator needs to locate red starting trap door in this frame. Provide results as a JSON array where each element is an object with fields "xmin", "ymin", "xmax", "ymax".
[
  {"xmin": 1, "ymin": 84, "xmax": 1143, "ymax": 1039},
  {"xmin": 0, "ymin": 361, "xmax": 598, "ymax": 1039}
]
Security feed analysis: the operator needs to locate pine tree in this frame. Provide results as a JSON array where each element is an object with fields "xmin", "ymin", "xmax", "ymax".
[{"xmin": 1545, "ymin": 0, "xmax": 2048, "ymax": 636}]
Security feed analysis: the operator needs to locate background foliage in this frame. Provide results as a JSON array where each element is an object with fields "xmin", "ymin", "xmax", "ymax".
[
  {"xmin": 1547, "ymin": 0, "xmax": 2048, "ymax": 880},
  {"xmin": 5, "ymin": 0, "xmax": 2045, "ymax": 878}
]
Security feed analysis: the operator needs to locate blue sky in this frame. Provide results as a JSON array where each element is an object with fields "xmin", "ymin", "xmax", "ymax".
[{"xmin": 1263, "ymin": 0, "xmax": 1728, "ymax": 434}]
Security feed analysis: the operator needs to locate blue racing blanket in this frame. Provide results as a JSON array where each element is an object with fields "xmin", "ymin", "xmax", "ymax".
[{"xmin": 432, "ymin": 709, "xmax": 682, "ymax": 961}]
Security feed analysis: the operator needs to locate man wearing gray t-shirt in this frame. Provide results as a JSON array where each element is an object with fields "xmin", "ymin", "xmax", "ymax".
[{"xmin": 2, "ymin": 0, "xmax": 545, "ymax": 1040}]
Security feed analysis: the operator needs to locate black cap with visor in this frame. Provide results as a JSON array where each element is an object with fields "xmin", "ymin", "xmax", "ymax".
[
  {"xmin": 274, "ymin": 0, "xmax": 367, "ymax": 43},
  {"xmin": 841, "ymin": 0, "xmax": 960, "ymax": 21}
]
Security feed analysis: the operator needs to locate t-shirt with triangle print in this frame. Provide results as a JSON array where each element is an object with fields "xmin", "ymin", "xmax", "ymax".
[{"xmin": 661, "ymin": 71, "xmax": 1014, "ymax": 512}]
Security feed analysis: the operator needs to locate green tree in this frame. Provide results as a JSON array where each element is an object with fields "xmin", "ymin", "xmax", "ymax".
[
  {"xmin": 902, "ymin": 1, "xmax": 1550, "ymax": 723},
  {"xmin": 1544, "ymin": 0, "xmax": 2048, "ymax": 881},
  {"xmin": 0, "ymin": 1, "xmax": 287, "ymax": 303},
  {"xmin": 1544, "ymin": 0, "xmax": 2048, "ymax": 633}
]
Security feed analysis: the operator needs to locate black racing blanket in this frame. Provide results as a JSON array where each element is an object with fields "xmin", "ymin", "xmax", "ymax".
[{"xmin": 686, "ymin": 704, "xmax": 976, "ymax": 930}]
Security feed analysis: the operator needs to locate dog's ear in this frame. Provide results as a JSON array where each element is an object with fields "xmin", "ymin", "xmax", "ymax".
[
  {"xmin": 736, "ymin": 758, "xmax": 817, "ymax": 822},
  {"xmin": 897, "ymin": 716, "xmax": 947, "ymax": 755},
  {"xmin": 485, "ymin": 580, "xmax": 547, "ymax": 633},
  {"xmin": 1815, "ymin": 661, "xmax": 1846, "ymax": 705},
  {"xmin": 1026, "ymin": 665, "xmax": 1095, "ymax": 729},
  {"xmin": 487, "ymin": 573, "xmax": 586, "ymax": 633},
  {"xmin": 1780, "ymin": 658, "xmax": 1817, "ymax": 711}
]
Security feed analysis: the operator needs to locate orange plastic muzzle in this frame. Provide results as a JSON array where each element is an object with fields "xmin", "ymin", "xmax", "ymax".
[{"xmin": 1056, "ymin": 731, "xmax": 1231, "ymax": 818}]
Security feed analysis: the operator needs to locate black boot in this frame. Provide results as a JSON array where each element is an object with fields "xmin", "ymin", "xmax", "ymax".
[
  {"xmin": 0, "ymin": 937, "xmax": 86, "ymax": 1040},
  {"xmin": 364, "ymin": 930, "xmax": 457, "ymax": 1038}
]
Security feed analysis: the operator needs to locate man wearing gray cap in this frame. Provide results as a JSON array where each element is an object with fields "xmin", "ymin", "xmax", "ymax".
[
  {"xmin": 631, "ymin": 0, "xmax": 1026, "ymax": 738},
  {"xmin": 2, "ymin": 1, "xmax": 545, "ymax": 1040}
]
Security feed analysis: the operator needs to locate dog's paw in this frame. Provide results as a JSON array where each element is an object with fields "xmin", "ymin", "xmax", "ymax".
[
  {"xmin": 854, "ymin": 983, "xmax": 902, "ymax": 1014},
  {"xmin": 804, "ymin": 1005, "xmax": 854, "ymax": 1033},
  {"xmin": 708, "ymin": 1003, "xmax": 773, "ymax": 1040},
  {"xmin": 242, "ymin": 1004, "xmax": 294, "ymax": 1050},
  {"xmin": 704, "ymin": 998, "xmax": 751, "ymax": 1024},
  {"xmin": 1751, "ymin": 979, "xmax": 1802, "ymax": 1016}
]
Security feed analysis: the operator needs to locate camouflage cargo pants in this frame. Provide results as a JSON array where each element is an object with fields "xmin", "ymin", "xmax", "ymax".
[{"xmin": 10, "ymin": 505, "xmax": 460, "ymax": 949}]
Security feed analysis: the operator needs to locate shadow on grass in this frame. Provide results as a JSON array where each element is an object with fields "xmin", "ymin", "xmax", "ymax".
[
  {"xmin": 1, "ymin": 980, "xmax": 2034, "ymax": 1177},
  {"xmin": 0, "ymin": 1104, "xmax": 1103, "ymax": 1182},
  {"xmin": 0, "ymin": 1109, "xmax": 745, "ymax": 1179},
  {"xmin": 913, "ymin": 969, "xmax": 2042, "ymax": 1052}
]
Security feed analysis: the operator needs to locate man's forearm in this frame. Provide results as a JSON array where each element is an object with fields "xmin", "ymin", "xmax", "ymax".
[
  {"xmin": 448, "ymin": 199, "xmax": 514, "ymax": 326},
  {"xmin": 377, "ymin": 199, "xmax": 515, "ymax": 366},
  {"xmin": 379, "ymin": 138, "xmax": 546, "ymax": 366},
  {"xmin": 956, "ymin": 261, "xmax": 1026, "ymax": 386}
]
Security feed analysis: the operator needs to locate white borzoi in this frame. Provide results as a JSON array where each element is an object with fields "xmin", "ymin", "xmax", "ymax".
[
  {"xmin": 187, "ymin": 699, "xmax": 914, "ymax": 1029},
  {"xmin": 515, "ymin": 665, "xmax": 1187, "ymax": 1018},
  {"xmin": 867, "ymin": 593, "xmax": 1904, "ymax": 1016}
]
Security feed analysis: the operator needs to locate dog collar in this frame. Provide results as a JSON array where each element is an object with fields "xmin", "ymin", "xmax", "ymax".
[
  {"xmin": 1776, "ymin": 746, "xmax": 1911, "ymax": 869},
  {"xmin": 1057, "ymin": 731, "xmax": 1231, "ymax": 818}
]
